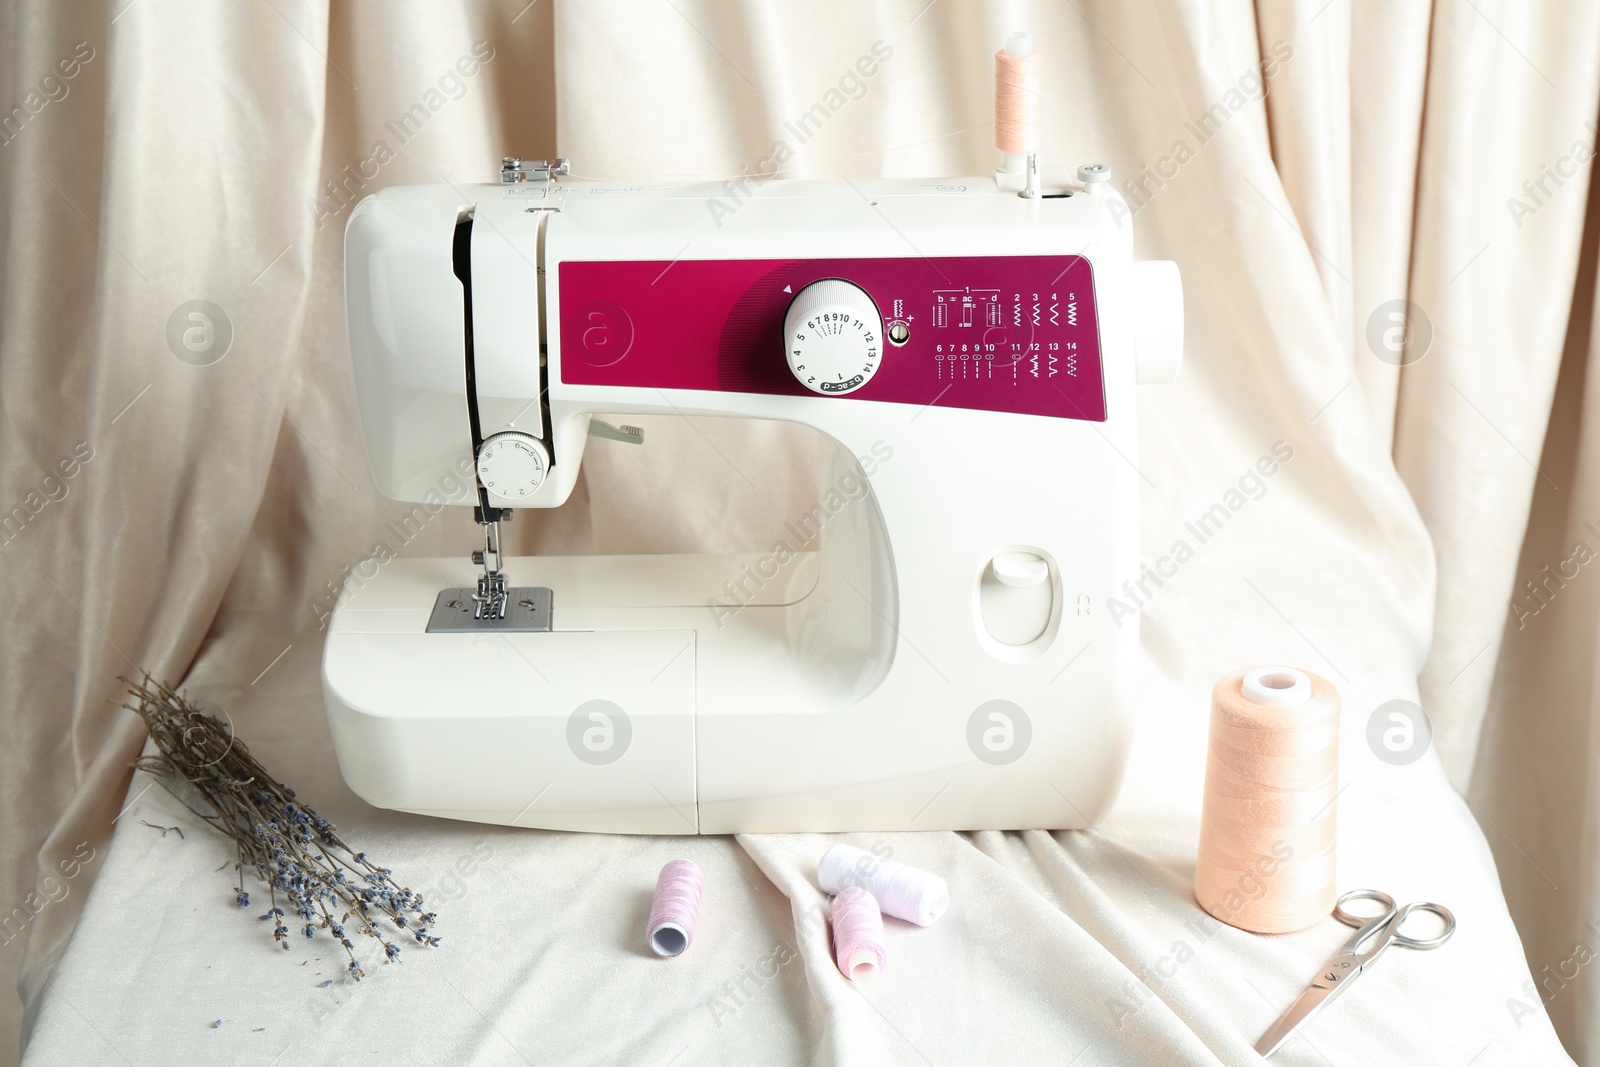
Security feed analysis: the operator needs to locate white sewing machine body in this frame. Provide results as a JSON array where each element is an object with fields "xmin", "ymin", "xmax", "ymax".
[{"xmin": 324, "ymin": 169, "xmax": 1181, "ymax": 833}]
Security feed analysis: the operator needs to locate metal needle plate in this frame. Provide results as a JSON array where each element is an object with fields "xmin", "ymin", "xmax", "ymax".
[{"xmin": 425, "ymin": 587, "xmax": 553, "ymax": 633}]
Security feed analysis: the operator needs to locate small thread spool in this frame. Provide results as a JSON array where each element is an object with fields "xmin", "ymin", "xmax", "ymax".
[
  {"xmin": 1195, "ymin": 666, "xmax": 1340, "ymax": 934},
  {"xmin": 646, "ymin": 859, "xmax": 704, "ymax": 957},
  {"xmin": 831, "ymin": 887, "xmax": 887, "ymax": 983},
  {"xmin": 994, "ymin": 32, "xmax": 1041, "ymax": 157},
  {"xmin": 817, "ymin": 844, "xmax": 948, "ymax": 927}
]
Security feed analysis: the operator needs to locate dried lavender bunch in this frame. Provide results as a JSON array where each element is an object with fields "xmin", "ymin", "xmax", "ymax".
[{"xmin": 122, "ymin": 674, "xmax": 439, "ymax": 980}]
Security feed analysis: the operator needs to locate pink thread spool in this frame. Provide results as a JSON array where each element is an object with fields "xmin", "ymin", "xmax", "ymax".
[
  {"xmin": 831, "ymin": 887, "xmax": 887, "ymax": 983},
  {"xmin": 647, "ymin": 859, "xmax": 704, "ymax": 957}
]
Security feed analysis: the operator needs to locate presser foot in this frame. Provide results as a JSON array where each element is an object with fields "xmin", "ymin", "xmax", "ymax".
[
  {"xmin": 471, "ymin": 571, "xmax": 509, "ymax": 620},
  {"xmin": 468, "ymin": 517, "xmax": 512, "ymax": 620},
  {"xmin": 426, "ymin": 586, "xmax": 553, "ymax": 633}
]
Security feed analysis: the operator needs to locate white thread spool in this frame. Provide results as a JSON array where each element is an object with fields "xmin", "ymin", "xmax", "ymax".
[{"xmin": 817, "ymin": 844, "xmax": 949, "ymax": 927}]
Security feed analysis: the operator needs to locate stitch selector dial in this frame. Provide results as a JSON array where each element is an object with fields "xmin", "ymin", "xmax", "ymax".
[
  {"xmin": 783, "ymin": 279, "xmax": 883, "ymax": 395},
  {"xmin": 476, "ymin": 431, "xmax": 549, "ymax": 500}
]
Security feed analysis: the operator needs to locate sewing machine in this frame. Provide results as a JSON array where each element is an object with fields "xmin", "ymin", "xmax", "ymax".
[{"xmin": 323, "ymin": 156, "xmax": 1182, "ymax": 833}]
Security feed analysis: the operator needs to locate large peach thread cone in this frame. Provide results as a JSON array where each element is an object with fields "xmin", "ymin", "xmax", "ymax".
[{"xmin": 1195, "ymin": 666, "xmax": 1339, "ymax": 934}]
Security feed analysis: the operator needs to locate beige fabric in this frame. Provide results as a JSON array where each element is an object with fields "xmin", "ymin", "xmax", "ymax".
[
  {"xmin": 3, "ymin": 0, "xmax": 1600, "ymax": 1062},
  {"xmin": 16, "ymin": 662, "xmax": 1572, "ymax": 1064}
]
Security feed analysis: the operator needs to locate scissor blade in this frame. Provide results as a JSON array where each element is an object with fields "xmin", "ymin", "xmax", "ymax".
[{"xmin": 1254, "ymin": 984, "xmax": 1337, "ymax": 1058}]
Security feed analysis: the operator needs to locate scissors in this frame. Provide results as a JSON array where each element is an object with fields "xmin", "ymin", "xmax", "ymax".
[{"xmin": 1255, "ymin": 889, "xmax": 1456, "ymax": 1058}]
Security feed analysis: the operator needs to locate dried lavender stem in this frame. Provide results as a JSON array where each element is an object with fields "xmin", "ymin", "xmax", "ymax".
[{"xmin": 120, "ymin": 674, "xmax": 440, "ymax": 981}]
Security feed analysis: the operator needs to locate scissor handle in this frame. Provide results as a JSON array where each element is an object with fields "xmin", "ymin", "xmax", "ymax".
[
  {"xmin": 1334, "ymin": 888, "xmax": 1397, "ymax": 926},
  {"xmin": 1333, "ymin": 889, "xmax": 1398, "ymax": 954},
  {"xmin": 1335, "ymin": 890, "xmax": 1455, "ymax": 951},
  {"xmin": 1388, "ymin": 902, "xmax": 1456, "ymax": 949}
]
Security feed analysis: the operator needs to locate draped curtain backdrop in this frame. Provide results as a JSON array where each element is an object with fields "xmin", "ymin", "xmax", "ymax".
[{"xmin": 2, "ymin": 0, "xmax": 1599, "ymax": 1062}]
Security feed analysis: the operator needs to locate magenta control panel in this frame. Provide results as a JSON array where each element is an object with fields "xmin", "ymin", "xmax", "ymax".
[{"xmin": 557, "ymin": 255, "xmax": 1106, "ymax": 421}]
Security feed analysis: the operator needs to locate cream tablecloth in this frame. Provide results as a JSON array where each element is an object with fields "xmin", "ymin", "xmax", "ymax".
[{"xmin": 21, "ymin": 533, "xmax": 1571, "ymax": 1065}]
